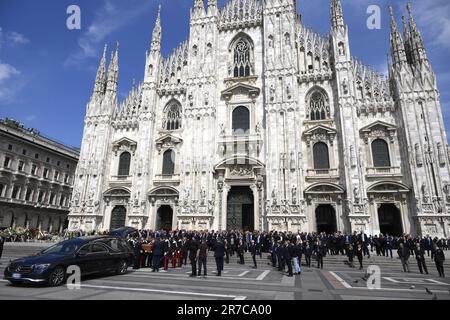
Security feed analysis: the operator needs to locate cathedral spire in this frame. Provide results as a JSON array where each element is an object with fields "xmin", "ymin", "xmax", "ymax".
[
  {"xmin": 402, "ymin": 15, "xmax": 412, "ymax": 65},
  {"xmin": 151, "ymin": 5, "xmax": 162, "ymax": 52},
  {"xmin": 406, "ymin": 3, "xmax": 428, "ymax": 64},
  {"xmin": 389, "ymin": 6, "xmax": 407, "ymax": 68},
  {"xmin": 330, "ymin": 0, "xmax": 344, "ymax": 30},
  {"xmin": 192, "ymin": 0, "xmax": 206, "ymax": 18},
  {"xmin": 106, "ymin": 42, "xmax": 119, "ymax": 95},
  {"xmin": 93, "ymin": 44, "xmax": 107, "ymax": 97},
  {"xmin": 207, "ymin": 0, "xmax": 217, "ymax": 15}
]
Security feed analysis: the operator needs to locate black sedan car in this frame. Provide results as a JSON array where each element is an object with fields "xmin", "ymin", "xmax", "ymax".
[{"xmin": 4, "ymin": 236, "xmax": 134, "ymax": 287}]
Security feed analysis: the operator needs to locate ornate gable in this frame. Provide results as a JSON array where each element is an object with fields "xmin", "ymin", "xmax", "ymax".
[
  {"xmin": 221, "ymin": 83, "xmax": 260, "ymax": 102},
  {"xmin": 112, "ymin": 137, "xmax": 137, "ymax": 156},
  {"xmin": 360, "ymin": 121, "xmax": 396, "ymax": 143},
  {"xmin": 155, "ymin": 133, "xmax": 183, "ymax": 153},
  {"xmin": 302, "ymin": 124, "xmax": 337, "ymax": 146}
]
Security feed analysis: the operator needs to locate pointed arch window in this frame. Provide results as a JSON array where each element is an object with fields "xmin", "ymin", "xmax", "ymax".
[
  {"xmin": 313, "ymin": 142, "xmax": 330, "ymax": 169},
  {"xmin": 163, "ymin": 100, "xmax": 182, "ymax": 130},
  {"xmin": 231, "ymin": 36, "xmax": 253, "ymax": 78},
  {"xmin": 372, "ymin": 139, "xmax": 391, "ymax": 167},
  {"xmin": 162, "ymin": 150, "xmax": 175, "ymax": 175},
  {"xmin": 308, "ymin": 90, "xmax": 329, "ymax": 120},
  {"xmin": 118, "ymin": 152, "xmax": 131, "ymax": 176}
]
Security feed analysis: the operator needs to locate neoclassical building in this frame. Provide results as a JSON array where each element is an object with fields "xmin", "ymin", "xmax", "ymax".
[
  {"xmin": 68, "ymin": 0, "xmax": 450, "ymax": 238},
  {"xmin": 0, "ymin": 119, "xmax": 79, "ymax": 231}
]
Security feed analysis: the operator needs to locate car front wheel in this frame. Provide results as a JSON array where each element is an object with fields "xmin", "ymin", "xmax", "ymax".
[
  {"xmin": 116, "ymin": 260, "xmax": 128, "ymax": 275},
  {"xmin": 48, "ymin": 266, "xmax": 66, "ymax": 287}
]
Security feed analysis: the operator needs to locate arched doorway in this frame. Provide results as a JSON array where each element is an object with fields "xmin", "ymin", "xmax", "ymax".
[
  {"xmin": 110, "ymin": 206, "xmax": 127, "ymax": 230},
  {"xmin": 227, "ymin": 186, "xmax": 254, "ymax": 231},
  {"xmin": 156, "ymin": 205, "xmax": 173, "ymax": 231},
  {"xmin": 378, "ymin": 203, "xmax": 403, "ymax": 236},
  {"xmin": 315, "ymin": 204, "xmax": 337, "ymax": 234}
]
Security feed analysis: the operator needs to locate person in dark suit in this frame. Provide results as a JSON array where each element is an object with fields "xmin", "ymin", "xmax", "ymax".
[
  {"xmin": 356, "ymin": 243, "xmax": 364, "ymax": 270},
  {"xmin": 249, "ymin": 240, "xmax": 257, "ymax": 268},
  {"xmin": 214, "ymin": 238, "xmax": 225, "ymax": 276},
  {"xmin": 188, "ymin": 238, "xmax": 199, "ymax": 277},
  {"xmin": 132, "ymin": 238, "xmax": 143, "ymax": 270},
  {"xmin": 224, "ymin": 239, "xmax": 230, "ymax": 264},
  {"xmin": 433, "ymin": 244, "xmax": 446, "ymax": 277},
  {"xmin": 304, "ymin": 241, "xmax": 312, "ymax": 267},
  {"xmin": 237, "ymin": 240, "xmax": 245, "ymax": 265},
  {"xmin": 314, "ymin": 240, "xmax": 326, "ymax": 269},
  {"xmin": 424, "ymin": 235, "xmax": 433, "ymax": 256},
  {"xmin": 197, "ymin": 239, "xmax": 208, "ymax": 277},
  {"xmin": 414, "ymin": 242, "xmax": 428, "ymax": 274},
  {"xmin": 152, "ymin": 236, "xmax": 164, "ymax": 272},
  {"xmin": 0, "ymin": 233, "xmax": 4, "ymax": 264},
  {"xmin": 398, "ymin": 243, "xmax": 410, "ymax": 273},
  {"xmin": 286, "ymin": 241, "xmax": 294, "ymax": 277}
]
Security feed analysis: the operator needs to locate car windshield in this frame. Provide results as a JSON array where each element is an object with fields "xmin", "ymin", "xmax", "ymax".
[{"xmin": 40, "ymin": 241, "xmax": 81, "ymax": 255}]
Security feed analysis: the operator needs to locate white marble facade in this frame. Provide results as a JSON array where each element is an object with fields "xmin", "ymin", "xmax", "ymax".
[{"xmin": 68, "ymin": 0, "xmax": 450, "ymax": 238}]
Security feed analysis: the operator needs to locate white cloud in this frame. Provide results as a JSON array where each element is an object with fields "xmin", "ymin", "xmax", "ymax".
[
  {"xmin": 0, "ymin": 62, "xmax": 20, "ymax": 82},
  {"xmin": 0, "ymin": 61, "xmax": 24, "ymax": 105},
  {"xmin": 65, "ymin": 0, "xmax": 152, "ymax": 67},
  {"xmin": 0, "ymin": 27, "xmax": 30, "ymax": 48},
  {"xmin": 25, "ymin": 115, "xmax": 37, "ymax": 122},
  {"xmin": 8, "ymin": 31, "xmax": 30, "ymax": 46}
]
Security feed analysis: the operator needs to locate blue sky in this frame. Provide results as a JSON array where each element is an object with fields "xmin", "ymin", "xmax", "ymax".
[{"xmin": 0, "ymin": 0, "xmax": 449, "ymax": 148}]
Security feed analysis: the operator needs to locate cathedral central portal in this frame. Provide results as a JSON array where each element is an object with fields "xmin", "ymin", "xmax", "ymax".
[{"xmin": 227, "ymin": 186, "xmax": 254, "ymax": 231}]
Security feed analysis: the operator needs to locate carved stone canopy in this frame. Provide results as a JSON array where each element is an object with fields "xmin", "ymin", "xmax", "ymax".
[
  {"xmin": 360, "ymin": 120, "xmax": 397, "ymax": 144},
  {"xmin": 304, "ymin": 183, "xmax": 345, "ymax": 194},
  {"xmin": 303, "ymin": 124, "xmax": 337, "ymax": 147},
  {"xmin": 148, "ymin": 187, "xmax": 179, "ymax": 200},
  {"xmin": 112, "ymin": 137, "xmax": 137, "ymax": 156},
  {"xmin": 367, "ymin": 181, "xmax": 410, "ymax": 194},
  {"xmin": 221, "ymin": 83, "xmax": 260, "ymax": 102},
  {"xmin": 155, "ymin": 134, "xmax": 183, "ymax": 153},
  {"xmin": 104, "ymin": 187, "xmax": 131, "ymax": 198}
]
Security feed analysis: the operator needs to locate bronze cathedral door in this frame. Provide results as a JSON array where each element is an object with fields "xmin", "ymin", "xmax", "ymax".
[{"xmin": 227, "ymin": 186, "xmax": 254, "ymax": 231}]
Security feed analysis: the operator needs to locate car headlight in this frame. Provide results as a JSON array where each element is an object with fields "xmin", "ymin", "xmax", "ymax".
[{"xmin": 33, "ymin": 264, "xmax": 51, "ymax": 271}]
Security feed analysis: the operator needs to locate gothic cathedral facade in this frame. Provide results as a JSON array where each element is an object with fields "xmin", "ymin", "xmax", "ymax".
[{"xmin": 68, "ymin": 0, "xmax": 450, "ymax": 238}]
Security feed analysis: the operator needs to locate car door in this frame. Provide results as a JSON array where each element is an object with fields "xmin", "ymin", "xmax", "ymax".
[
  {"xmin": 102, "ymin": 238, "xmax": 125, "ymax": 271},
  {"xmin": 89, "ymin": 243, "xmax": 110, "ymax": 273},
  {"xmin": 76, "ymin": 244, "xmax": 93, "ymax": 275}
]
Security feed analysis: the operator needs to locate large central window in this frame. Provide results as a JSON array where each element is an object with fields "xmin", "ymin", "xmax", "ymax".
[
  {"xmin": 307, "ymin": 88, "xmax": 329, "ymax": 121},
  {"xmin": 230, "ymin": 34, "xmax": 254, "ymax": 78},
  {"xmin": 232, "ymin": 106, "xmax": 250, "ymax": 135},
  {"xmin": 163, "ymin": 100, "xmax": 182, "ymax": 131}
]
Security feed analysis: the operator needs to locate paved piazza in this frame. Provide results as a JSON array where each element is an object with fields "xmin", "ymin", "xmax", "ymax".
[{"xmin": 0, "ymin": 243, "xmax": 449, "ymax": 300}]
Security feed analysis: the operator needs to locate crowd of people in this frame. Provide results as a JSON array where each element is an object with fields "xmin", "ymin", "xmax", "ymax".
[{"xmin": 124, "ymin": 230, "xmax": 448, "ymax": 278}]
